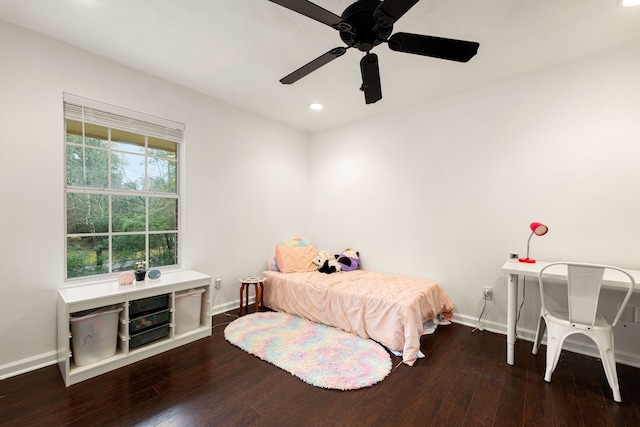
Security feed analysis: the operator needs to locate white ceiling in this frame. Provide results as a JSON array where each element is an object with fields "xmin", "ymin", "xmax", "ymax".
[{"xmin": 1, "ymin": 0, "xmax": 639, "ymax": 132}]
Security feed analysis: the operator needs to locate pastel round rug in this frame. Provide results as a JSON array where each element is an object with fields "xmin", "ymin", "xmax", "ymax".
[{"xmin": 224, "ymin": 311, "xmax": 392, "ymax": 390}]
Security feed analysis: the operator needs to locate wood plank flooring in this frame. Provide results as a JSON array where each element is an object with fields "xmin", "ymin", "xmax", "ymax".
[{"xmin": 2, "ymin": 310, "xmax": 640, "ymax": 426}]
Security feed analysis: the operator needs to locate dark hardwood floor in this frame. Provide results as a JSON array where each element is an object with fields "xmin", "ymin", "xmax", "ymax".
[{"xmin": 2, "ymin": 310, "xmax": 640, "ymax": 426}]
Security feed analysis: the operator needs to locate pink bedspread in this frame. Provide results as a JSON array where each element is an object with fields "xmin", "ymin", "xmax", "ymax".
[{"xmin": 263, "ymin": 270, "xmax": 454, "ymax": 366}]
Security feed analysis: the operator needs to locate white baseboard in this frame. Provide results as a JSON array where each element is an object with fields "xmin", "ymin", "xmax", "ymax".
[
  {"xmin": 211, "ymin": 299, "xmax": 242, "ymax": 316},
  {"xmin": 0, "ymin": 350, "xmax": 58, "ymax": 381},
  {"xmin": 452, "ymin": 313, "xmax": 640, "ymax": 369}
]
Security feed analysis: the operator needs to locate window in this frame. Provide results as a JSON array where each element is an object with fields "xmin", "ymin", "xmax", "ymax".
[{"xmin": 64, "ymin": 94, "xmax": 184, "ymax": 280}]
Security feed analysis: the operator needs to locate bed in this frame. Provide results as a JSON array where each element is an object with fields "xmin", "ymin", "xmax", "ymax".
[{"xmin": 262, "ymin": 269, "xmax": 455, "ymax": 366}]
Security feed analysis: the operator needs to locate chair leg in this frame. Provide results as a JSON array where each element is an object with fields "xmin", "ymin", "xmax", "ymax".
[
  {"xmin": 544, "ymin": 324, "xmax": 565, "ymax": 382},
  {"xmin": 594, "ymin": 330, "xmax": 622, "ymax": 403},
  {"xmin": 532, "ymin": 314, "xmax": 546, "ymax": 355}
]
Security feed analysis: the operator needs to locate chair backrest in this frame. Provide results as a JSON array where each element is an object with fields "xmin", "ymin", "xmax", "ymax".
[{"xmin": 538, "ymin": 262, "xmax": 635, "ymax": 329}]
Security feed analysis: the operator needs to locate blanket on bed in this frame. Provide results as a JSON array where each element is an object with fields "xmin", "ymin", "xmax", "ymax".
[{"xmin": 263, "ymin": 270, "xmax": 454, "ymax": 366}]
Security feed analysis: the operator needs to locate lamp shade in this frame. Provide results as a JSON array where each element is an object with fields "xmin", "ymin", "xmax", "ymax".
[{"xmin": 530, "ymin": 222, "xmax": 548, "ymax": 236}]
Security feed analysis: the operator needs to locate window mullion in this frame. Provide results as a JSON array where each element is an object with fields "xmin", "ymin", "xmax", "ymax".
[
  {"xmin": 108, "ymin": 194, "xmax": 113, "ymax": 274},
  {"xmin": 145, "ymin": 135, "xmax": 149, "ymax": 266},
  {"xmin": 82, "ymin": 109, "xmax": 87, "ymax": 186},
  {"xmin": 107, "ymin": 127, "xmax": 113, "ymax": 274}
]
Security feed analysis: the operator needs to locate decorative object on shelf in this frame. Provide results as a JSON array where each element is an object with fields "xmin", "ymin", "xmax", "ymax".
[
  {"xmin": 118, "ymin": 271, "xmax": 135, "ymax": 285},
  {"xmin": 134, "ymin": 260, "xmax": 147, "ymax": 281},
  {"xmin": 147, "ymin": 269, "xmax": 161, "ymax": 280},
  {"xmin": 518, "ymin": 222, "xmax": 549, "ymax": 263}
]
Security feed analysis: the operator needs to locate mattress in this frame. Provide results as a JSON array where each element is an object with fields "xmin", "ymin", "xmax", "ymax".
[{"xmin": 263, "ymin": 270, "xmax": 454, "ymax": 366}]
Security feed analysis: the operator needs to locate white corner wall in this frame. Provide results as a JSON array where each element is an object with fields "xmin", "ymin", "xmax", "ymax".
[
  {"xmin": 308, "ymin": 44, "xmax": 640, "ymax": 364},
  {"xmin": 0, "ymin": 21, "xmax": 309, "ymax": 378}
]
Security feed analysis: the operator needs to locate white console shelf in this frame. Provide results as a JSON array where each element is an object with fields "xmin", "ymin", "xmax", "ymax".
[{"xmin": 58, "ymin": 270, "xmax": 211, "ymax": 386}]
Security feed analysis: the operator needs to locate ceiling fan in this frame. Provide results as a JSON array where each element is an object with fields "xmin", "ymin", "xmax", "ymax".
[{"xmin": 268, "ymin": 0, "xmax": 480, "ymax": 104}]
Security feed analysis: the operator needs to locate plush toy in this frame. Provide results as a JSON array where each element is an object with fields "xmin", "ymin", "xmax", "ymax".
[
  {"xmin": 337, "ymin": 248, "xmax": 360, "ymax": 271},
  {"xmin": 314, "ymin": 250, "xmax": 342, "ymax": 274},
  {"xmin": 118, "ymin": 271, "xmax": 135, "ymax": 285},
  {"xmin": 283, "ymin": 236, "xmax": 310, "ymax": 247},
  {"xmin": 268, "ymin": 256, "xmax": 279, "ymax": 272}
]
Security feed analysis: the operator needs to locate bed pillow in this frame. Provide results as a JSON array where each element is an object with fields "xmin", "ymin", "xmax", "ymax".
[
  {"xmin": 275, "ymin": 244, "xmax": 317, "ymax": 273},
  {"xmin": 268, "ymin": 256, "xmax": 279, "ymax": 272}
]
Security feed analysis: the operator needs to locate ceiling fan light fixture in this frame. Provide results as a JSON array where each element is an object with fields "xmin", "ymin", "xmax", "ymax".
[{"xmin": 309, "ymin": 103, "xmax": 324, "ymax": 110}]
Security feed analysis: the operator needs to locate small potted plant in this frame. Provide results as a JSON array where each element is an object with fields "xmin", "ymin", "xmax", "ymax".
[{"xmin": 134, "ymin": 261, "xmax": 148, "ymax": 282}]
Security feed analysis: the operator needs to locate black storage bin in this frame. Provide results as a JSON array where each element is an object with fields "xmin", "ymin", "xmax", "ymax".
[
  {"xmin": 129, "ymin": 294, "xmax": 169, "ymax": 317},
  {"xmin": 129, "ymin": 309, "xmax": 171, "ymax": 334},
  {"xmin": 130, "ymin": 324, "xmax": 170, "ymax": 349}
]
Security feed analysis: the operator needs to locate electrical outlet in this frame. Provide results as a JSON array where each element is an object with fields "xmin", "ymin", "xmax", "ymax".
[
  {"xmin": 214, "ymin": 276, "xmax": 222, "ymax": 289},
  {"xmin": 483, "ymin": 287, "xmax": 492, "ymax": 301}
]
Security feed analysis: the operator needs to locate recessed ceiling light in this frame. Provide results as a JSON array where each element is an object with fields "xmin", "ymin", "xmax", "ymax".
[
  {"xmin": 309, "ymin": 103, "xmax": 324, "ymax": 110},
  {"xmin": 620, "ymin": 0, "xmax": 640, "ymax": 6}
]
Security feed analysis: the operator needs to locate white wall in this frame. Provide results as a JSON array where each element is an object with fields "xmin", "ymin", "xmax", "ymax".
[
  {"xmin": 0, "ymin": 21, "xmax": 309, "ymax": 377},
  {"xmin": 308, "ymin": 44, "xmax": 640, "ymax": 364}
]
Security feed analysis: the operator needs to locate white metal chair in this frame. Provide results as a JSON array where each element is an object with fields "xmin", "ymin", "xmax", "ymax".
[{"xmin": 531, "ymin": 262, "xmax": 635, "ymax": 402}]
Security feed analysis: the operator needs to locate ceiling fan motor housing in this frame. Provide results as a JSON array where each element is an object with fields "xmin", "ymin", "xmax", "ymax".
[{"xmin": 340, "ymin": 0, "xmax": 393, "ymax": 52}]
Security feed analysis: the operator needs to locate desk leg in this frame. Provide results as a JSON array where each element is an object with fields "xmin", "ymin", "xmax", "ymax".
[{"xmin": 506, "ymin": 272, "xmax": 518, "ymax": 365}]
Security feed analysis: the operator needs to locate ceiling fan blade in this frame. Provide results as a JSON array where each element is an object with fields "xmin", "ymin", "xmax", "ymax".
[
  {"xmin": 280, "ymin": 47, "xmax": 347, "ymax": 85},
  {"xmin": 360, "ymin": 53, "xmax": 382, "ymax": 104},
  {"xmin": 268, "ymin": 0, "xmax": 352, "ymax": 31},
  {"xmin": 375, "ymin": 0, "xmax": 419, "ymax": 23},
  {"xmin": 388, "ymin": 32, "xmax": 479, "ymax": 62}
]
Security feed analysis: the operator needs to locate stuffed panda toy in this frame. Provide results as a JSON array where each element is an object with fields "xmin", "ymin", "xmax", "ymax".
[
  {"xmin": 314, "ymin": 251, "xmax": 342, "ymax": 274},
  {"xmin": 336, "ymin": 249, "xmax": 360, "ymax": 271}
]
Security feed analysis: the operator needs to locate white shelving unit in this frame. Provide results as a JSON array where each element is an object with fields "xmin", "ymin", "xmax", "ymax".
[{"xmin": 58, "ymin": 270, "xmax": 212, "ymax": 386}]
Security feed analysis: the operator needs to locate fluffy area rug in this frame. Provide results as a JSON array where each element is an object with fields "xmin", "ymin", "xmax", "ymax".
[{"xmin": 224, "ymin": 311, "xmax": 392, "ymax": 390}]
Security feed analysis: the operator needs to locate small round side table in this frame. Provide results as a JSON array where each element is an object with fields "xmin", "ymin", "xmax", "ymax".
[{"xmin": 238, "ymin": 275, "xmax": 266, "ymax": 316}]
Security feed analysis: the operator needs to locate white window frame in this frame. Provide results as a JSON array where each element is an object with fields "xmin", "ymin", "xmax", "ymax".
[{"xmin": 63, "ymin": 93, "xmax": 186, "ymax": 284}]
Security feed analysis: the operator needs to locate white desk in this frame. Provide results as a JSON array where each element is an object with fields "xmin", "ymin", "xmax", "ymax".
[{"xmin": 501, "ymin": 261, "xmax": 640, "ymax": 365}]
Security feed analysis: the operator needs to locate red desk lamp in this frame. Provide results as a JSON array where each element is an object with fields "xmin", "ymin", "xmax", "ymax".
[{"xmin": 518, "ymin": 222, "xmax": 548, "ymax": 263}]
